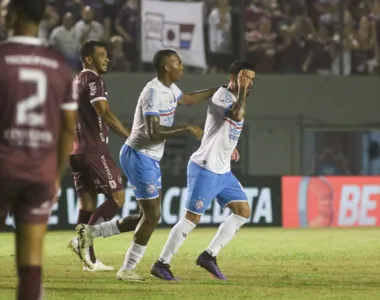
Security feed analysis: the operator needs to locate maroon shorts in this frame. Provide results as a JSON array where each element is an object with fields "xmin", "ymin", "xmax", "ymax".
[
  {"xmin": 0, "ymin": 179, "xmax": 54, "ymax": 228},
  {"xmin": 69, "ymin": 153, "xmax": 124, "ymax": 198}
]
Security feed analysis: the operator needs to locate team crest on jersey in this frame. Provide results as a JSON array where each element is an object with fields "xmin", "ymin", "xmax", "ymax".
[
  {"xmin": 109, "ymin": 180, "xmax": 117, "ymax": 189},
  {"xmin": 146, "ymin": 183, "xmax": 156, "ymax": 194},
  {"xmin": 195, "ymin": 198, "xmax": 205, "ymax": 210},
  {"xmin": 221, "ymin": 92, "xmax": 234, "ymax": 105}
]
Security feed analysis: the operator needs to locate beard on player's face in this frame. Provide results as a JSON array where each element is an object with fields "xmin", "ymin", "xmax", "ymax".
[{"xmin": 94, "ymin": 59, "xmax": 108, "ymax": 74}]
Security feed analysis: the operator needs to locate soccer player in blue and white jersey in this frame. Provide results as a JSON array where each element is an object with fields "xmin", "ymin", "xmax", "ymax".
[
  {"xmin": 76, "ymin": 49, "xmax": 222, "ymax": 280},
  {"xmin": 150, "ymin": 60, "xmax": 256, "ymax": 281}
]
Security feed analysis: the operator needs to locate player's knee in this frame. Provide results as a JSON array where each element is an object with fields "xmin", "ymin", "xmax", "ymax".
[
  {"xmin": 144, "ymin": 208, "xmax": 161, "ymax": 225},
  {"xmin": 185, "ymin": 210, "xmax": 201, "ymax": 224},
  {"xmin": 238, "ymin": 207, "xmax": 251, "ymax": 219},
  {"xmin": 229, "ymin": 202, "xmax": 251, "ymax": 219}
]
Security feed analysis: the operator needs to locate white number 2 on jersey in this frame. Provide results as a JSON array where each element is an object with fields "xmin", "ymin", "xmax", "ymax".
[{"xmin": 16, "ymin": 68, "xmax": 47, "ymax": 127}]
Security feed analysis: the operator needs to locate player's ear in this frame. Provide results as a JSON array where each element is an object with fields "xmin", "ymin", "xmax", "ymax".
[
  {"xmin": 228, "ymin": 74, "xmax": 235, "ymax": 82},
  {"xmin": 164, "ymin": 64, "xmax": 170, "ymax": 73},
  {"xmin": 84, "ymin": 56, "xmax": 92, "ymax": 65}
]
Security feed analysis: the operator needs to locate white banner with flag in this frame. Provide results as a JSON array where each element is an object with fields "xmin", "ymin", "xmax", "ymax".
[{"xmin": 141, "ymin": 0, "xmax": 206, "ymax": 68}]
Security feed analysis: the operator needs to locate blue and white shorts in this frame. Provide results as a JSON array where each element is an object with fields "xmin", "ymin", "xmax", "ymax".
[
  {"xmin": 119, "ymin": 144, "xmax": 161, "ymax": 200},
  {"xmin": 185, "ymin": 161, "xmax": 248, "ymax": 214}
]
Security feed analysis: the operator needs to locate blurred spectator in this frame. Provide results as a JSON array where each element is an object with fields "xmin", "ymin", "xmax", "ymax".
[
  {"xmin": 246, "ymin": 17, "xmax": 277, "ymax": 73},
  {"xmin": 109, "ymin": 35, "xmax": 129, "ymax": 71},
  {"xmin": 314, "ymin": 0, "xmax": 340, "ymax": 29},
  {"xmin": 278, "ymin": 16, "xmax": 316, "ymax": 73},
  {"xmin": 55, "ymin": 0, "xmax": 83, "ymax": 21},
  {"xmin": 303, "ymin": 24, "xmax": 333, "ymax": 74},
  {"xmin": 331, "ymin": 10, "xmax": 358, "ymax": 75},
  {"xmin": 74, "ymin": 6, "xmax": 104, "ymax": 43},
  {"xmin": 115, "ymin": 0, "xmax": 139, "ymax": 71},
  {"xmin": 207, "ymin": 0, "xmax": 233, "ymax": 73},
  {"xmin": 49, "ymin": 12, "xmax": 81, "ymax": 70},
  {"xmin": 351, "ymin": 16, "xmax": 377, "ymax": 75},
  {"xmin": 39, "ymin": 4, "xmax": 60, "ymax": 45},
  {"xmin": 82, "ymin": 0, "xmax": 103, "ymax": 21}
]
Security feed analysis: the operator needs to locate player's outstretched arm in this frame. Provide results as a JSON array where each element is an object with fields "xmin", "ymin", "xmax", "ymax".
[
  {"xmin": 92, "ymin": 100, "xmax": 130, "ymax": 138},
  {"xmin": 145, "ymin": 116, "xmax": 203, "ymax": 141},
  {"xmin": 178, "ymin": 86, "xmax": 220, "ymax": 105}
]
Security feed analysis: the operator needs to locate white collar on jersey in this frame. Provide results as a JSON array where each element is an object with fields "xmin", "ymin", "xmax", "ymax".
[
  {"xmin": 6, "ymin": 36, "xmax": 43, "ymax": 45},
  {"xmin": 81, "ymin": 69, "xmax": 99, "ymax": 76},
  {"xmin": 153, "ymin": 77, "xmax": 172, "ymax": 90}
]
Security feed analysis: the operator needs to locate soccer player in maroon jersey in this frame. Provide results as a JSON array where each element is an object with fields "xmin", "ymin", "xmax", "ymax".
[
  {"xmin": 67, "ymin": 40, "xmax": 140, "ymax": 271},
  {"xmin": 0, "ymin": 0, "xmax": 78, "ymax": 299}
]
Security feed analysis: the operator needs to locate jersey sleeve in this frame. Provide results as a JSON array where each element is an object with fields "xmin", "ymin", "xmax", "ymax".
[
  {"xmin": 60, "ymin": 72, "xmax": 79, "ymax": 111},
  {"xmin": 212, "ymin": 89, "xmax": 234, "ymax": 113},
  {"xmin": 172, "ymin": 83, "xmax": 183, "ymax": 101},
  {"xmin": 88, "ymin": 77, "xmax": 107, "ymax": 103},
  {"xmin": 142, "ymin": 86, "xmax": 160, "ymax": 117}
]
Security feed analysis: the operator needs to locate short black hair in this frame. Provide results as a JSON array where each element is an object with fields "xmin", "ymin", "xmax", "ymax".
[
  {"xmin": 152, "ymin": 49, "xmax": 178, "ymax": 71},
  {"xmin": 10, "ymin": 0, "xmax": 47, "ymax": 23},
  {"xmin": 228, "ymin": 60, "xmax": 256, "ymax": 76},
  {"xmin": 79, "ymin": 40, "xmax": 107, "ymax": 62}
]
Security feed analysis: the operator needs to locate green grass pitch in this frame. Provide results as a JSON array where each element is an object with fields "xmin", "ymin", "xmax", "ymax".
[{"xmin": 0, "ymin": 228, "xmax": 380, "ymax": 300}]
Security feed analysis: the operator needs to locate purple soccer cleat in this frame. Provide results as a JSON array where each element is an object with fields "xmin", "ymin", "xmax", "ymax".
[
  {"xmin": 196, "ymin": 251, "xmax": 227, "ymax": 280},
  {"xmin": 150, "ymin": 260, "xmax": 178, "ymax": 281}
]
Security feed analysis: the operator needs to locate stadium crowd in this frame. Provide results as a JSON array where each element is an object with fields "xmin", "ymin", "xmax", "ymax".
[{"xmin": 1, "ymin": 0, "xmax": 378, "ymax": 75}]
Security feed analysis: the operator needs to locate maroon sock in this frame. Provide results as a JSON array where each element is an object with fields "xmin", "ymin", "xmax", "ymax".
[
  {"xmin": 88, "ymin": 200, "xmax": 120, "ymax": 226},
  {"xmin": 77, "ymin": 209, "xmax": 92, "ymax": 225},
  {"xmin": 17, "ymin": 266, "xmax": 42, "ymax": 300}
]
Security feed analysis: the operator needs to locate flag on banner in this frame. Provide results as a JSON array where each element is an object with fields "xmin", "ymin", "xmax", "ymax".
[
  {"xmin": 141, "ymin": 0, "xmax": 206, "ymax": 68},
  {"xmin": 162, "ymin": 23, "xmax": 195, "ymax": 49}
]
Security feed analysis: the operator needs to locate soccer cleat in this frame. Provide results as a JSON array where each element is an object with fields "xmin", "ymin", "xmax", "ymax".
[
  {"xmin": 116, "ymin": 268, "xmax": 145, "ymax": 282},
  {"xmin": 83, "ymin": 260, "xmax": 114, "ymax": 272},
  {"xmin": 67, "ymin": 237, "xmax": 81, "ymax": 259},
  {"xmin": 196, "ymin": 251, "xmax": 227, "ymax": 280},
  {"xmin": 150, "ymin": 260, "xmax": 178, "ymax": 281},
  {"xmin": 75, "ymin": 224, "xmax": 95, "ymax": 268}
]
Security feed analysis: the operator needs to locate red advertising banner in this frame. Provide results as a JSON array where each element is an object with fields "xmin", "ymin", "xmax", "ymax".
[{"xmin": 282, "ymin": 177, "xmax": 380, "ymax": 228}]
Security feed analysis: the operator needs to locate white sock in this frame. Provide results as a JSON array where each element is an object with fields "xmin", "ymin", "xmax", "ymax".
[
  {"xmin": 206, "ymin": 213, "xmax": 248, "ymax": 257},
  {"xmin": 159, "ymin": 217, "xmax": 196, "ymax": 264},
  {"xmin": 90, "ymin": 218, "xmax": 120, "ymax": 238},
  {"xmin": 122, "ymin": 242, "xmax": 147, "ymax": 270}
]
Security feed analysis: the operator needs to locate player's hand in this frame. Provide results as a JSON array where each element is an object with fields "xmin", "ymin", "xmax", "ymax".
[
  {"xmin": 231, "ymin": 148, "xmax": 240, "ymax": 162},
  {"xmin": 187, "ymin": 125, "xmax": 203, "ymax": 141},
  {"xmin": 237, "ymin": 70, "xmax": 252, "ymax": 91},
  {"xmin": 53, "ymin": 178, "xmax": 61, "ymax": 204}
]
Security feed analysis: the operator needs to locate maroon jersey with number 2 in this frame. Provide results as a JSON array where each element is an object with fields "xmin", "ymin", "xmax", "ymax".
[{"xmin": 0, "ymin": 36, "xmax": 78, "ymax": 227}]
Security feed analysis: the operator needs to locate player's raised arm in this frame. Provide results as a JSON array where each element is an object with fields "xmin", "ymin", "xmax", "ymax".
[
  {"xmin": 177, "ymin": 86, "xmax": 220, "ymax": 106},
  {"xmin": 88, "ymin": 77, "xmax": 130, "ymax": 139},
  {"xmin": 226, "ymin": 70, "xmax": 255, "ymax": 122}
]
